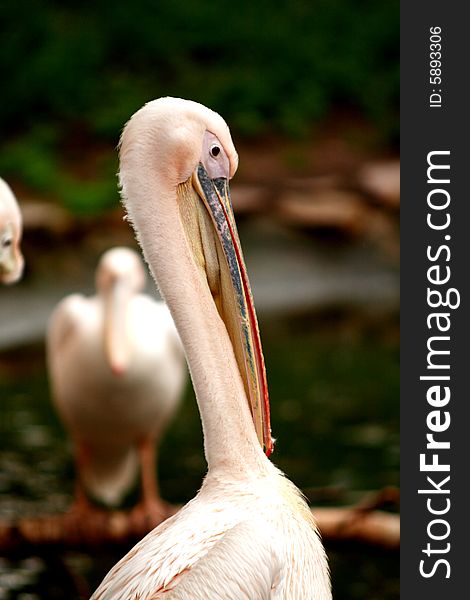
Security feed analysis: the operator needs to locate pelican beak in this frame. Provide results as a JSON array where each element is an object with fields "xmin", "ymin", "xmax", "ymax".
[
  {"xmin": 103, "ymin": 279, "xmax": 130, "ymax": 376},
  {"xmin": 181, "ymin": 163, "xmax": 273, "ymax": 457}
]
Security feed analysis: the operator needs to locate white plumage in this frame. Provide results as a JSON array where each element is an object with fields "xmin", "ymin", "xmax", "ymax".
[
  {"xmin": 94, "ymin": 469, "xmax": 329, "ymax": 599},
  {"xmin": 91, "ymin": 99, "xmax": 331, "ymax": 599},
  {"xmin": 47, "ymin": 247, "xmax": 186, "ymax": 511}
]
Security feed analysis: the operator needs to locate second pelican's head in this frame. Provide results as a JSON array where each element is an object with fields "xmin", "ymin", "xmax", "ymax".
[
  {"xmin": 0, "ymin": 177, "xmax": 24, "ymax": 285},
  {"xmin": 119, "ymin": 97, "xmax": 273, "ymax": 456}
]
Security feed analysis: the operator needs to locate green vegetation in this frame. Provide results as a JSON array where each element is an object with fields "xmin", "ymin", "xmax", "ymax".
[{"xmin": 0, "ymin": 0, "xmax": 398, "ymax": 213}]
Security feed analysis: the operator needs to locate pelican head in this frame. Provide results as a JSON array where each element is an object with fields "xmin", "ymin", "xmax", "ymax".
[
  {"xmin": 119, "ymin": 97, "xmax": 273, "ymax": 457},
  {"xmin": 95, "ymin": 247, "xmax": 146, "ymax": 376},
  {"xmin": 0, "ymin": 177, "xmax": 24, "ymax": 285}
]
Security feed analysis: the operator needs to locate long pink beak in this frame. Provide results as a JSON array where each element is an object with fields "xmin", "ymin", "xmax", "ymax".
[{"xmin": 193, "ymin": 164, "xmax": 274, "ymax": 457}]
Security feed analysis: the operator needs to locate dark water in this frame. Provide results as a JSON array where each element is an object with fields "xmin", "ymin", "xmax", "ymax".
[{"xmin": 0, "ymin": 313, "xmax": 399, "ymax": 599}]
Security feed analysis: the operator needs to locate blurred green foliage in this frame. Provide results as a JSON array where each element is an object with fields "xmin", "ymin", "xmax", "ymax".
[{"xmin": 0, "ymin": 0, "xmax": 398, "ymax": 212}]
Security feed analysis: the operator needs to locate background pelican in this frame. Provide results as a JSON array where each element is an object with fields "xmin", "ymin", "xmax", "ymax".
[
  {"xmin": 0, "ymin": 176, "xmax": 24, "ymax": 284},
  {"xmin": 92, "ymin": 98, "xmax": 331, "ymax": 599},
  {"xmin": 47, "ymin": 246, "xmax": 187, "ymax": 519}
]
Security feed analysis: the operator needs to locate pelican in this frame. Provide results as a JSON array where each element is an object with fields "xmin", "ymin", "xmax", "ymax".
[
  {"xmin": 47, "ymin": 247, "xmax": 186, "ymax": 518},
  {"xmin": 0, "ymin": 176, "xmax": 24, "ymax": 284},
  {"xmin": 92, "ymin": 98, "xmax": 331, "ymax": 599}
]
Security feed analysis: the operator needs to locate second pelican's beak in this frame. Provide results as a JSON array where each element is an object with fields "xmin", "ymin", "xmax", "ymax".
[
  {"xmin": 178, "ymin": 162, "xmax": 273, "ymax": 457},
  {"xmin": 103, "ymin": 279, "xmax": 130, "ymax": 376}
]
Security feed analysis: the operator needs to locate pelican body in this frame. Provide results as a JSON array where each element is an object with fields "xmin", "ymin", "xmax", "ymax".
[
  {"xmin": 92, "ymin": 99, "xmax": 331, "ymax": 599},
  {"xmin": 0, "ymin": 177, "xmax": 24, "ymax": 284},
  {"xmin": 47, "ymin": 247, "xmax": 186, "ymax": 510}
]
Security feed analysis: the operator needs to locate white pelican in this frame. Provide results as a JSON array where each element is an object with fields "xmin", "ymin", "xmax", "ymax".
[
  {"xmin": 0, "ymin": 176, "xmax": 24, "ymax": 284},
  {"xmin": 92, "ymin": 98, "xmax": 331, "ymax": 599},
  {"xmin": 47, "ymin": 247, "xmax": 186, "ymax": 518}
]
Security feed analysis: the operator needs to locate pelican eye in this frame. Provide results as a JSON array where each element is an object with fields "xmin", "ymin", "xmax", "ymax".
[
  {"xmin": 210, "ymin": 145, "xmax": 221, "ymax": 158},
  {"xmin": 2, "ymin": 237, "xmax": 12, "ymax": 248}
]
